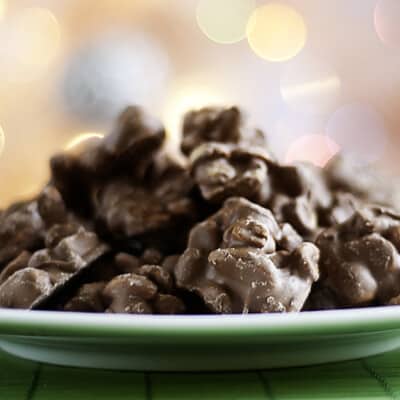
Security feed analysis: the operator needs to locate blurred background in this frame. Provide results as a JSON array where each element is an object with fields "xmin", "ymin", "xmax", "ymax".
[{"xmin": 0, "ymin": 0, "xmax": 400, "ymax": 207}]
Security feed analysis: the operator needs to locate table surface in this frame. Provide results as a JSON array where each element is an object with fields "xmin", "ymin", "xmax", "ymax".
[{"xmin": 1, "ymin": 349, "xmax": 400, "ymax": 400}]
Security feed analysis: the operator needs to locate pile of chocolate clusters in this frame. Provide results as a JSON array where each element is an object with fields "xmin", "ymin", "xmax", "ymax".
[{"xmin": 1, "ymin": 105, "xmax": 400, "ymax": 314}]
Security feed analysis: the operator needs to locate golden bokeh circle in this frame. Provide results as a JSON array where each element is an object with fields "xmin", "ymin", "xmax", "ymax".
[
  {"xmin": 246, "ymin": 3, "xmax": 307, "ymax": 62},
  {"xmin": 197, "ymin": 0, "xmax": 256, "ymax": 44}
]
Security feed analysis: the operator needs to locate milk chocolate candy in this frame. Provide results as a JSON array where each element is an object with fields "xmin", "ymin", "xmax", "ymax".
[
  {"xmin": 175, "ymin": 197, "xmax": 319, "ymax": 313},
  {"xmin": 64, "ymin": 250, "xmax": 184, "ymax": 314},
  {"xmin": 181, "ymin": 106, "xmax": 267, "ymax": 156},
  {"xmin": 3, "ymin": 103, "xmax": 400, "ymax": 315},
  {"xmin": 92, "ymin": 157, "xmax": 195, "ymax": 240},
  {"xmin": 0, "ymin": 185, "xmax": 73, "ymax": 269},
  {"xmin": 266, "ymin": 162, "xmax": 332, "ymax": 238},
  {"xmin": 190, "ymin": 143, "xmax": 274, "ymax": 204},
  {"xmin": 64, "ymin": 282, "xmax": 106, "ymax": 312},
  {"xmin": 316, "ymin": 206, "xmax": 400, "ymax": 307},
  {"xmin": 50, "ymin": 106, "xmax": 165, "ymax": 214},
  {"xmin": 319, "ymin": 192, "xmax": 361, "ymax": 227},
  {"xmin": 0, "ymin": 226, "xmax": 108, "ymax": 309},
  {"xmin": 0, "ymin": 201, "xmax": 43, "ymax": 268}
]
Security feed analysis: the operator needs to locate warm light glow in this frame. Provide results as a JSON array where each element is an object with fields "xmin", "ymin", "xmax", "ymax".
[
  {"xmin": 196, "ymin": 0, "xmax": 256, "ymax": 44},
  {"xmin": 283, "ymin": 77, "xmax": 339, "ymax": 99},
  {"xmin": 246, "ymin": 3, "xmax": 307, "ymax": 62},
  {"xmin": 374, "ymin": 0, "xmax": 400, "ymax": 48},
  {"xmin": 0, "ymin": 0, "xmax": 7, "ymax": 20},
  {"xmin": 326, "ymin": 104, "xmax": 387, "ymax": 166},
  {"xmin": 0, "ymin": 170, "xmax": 49, "ymax": 209},
  {"xmin": 17, "ymin": 8, "xmax": 60, "ymax": 68},
  {"xmin": 65, "ymin": 132, "xmax": 104, "ymax": 151},
  {"xmin": 17, "ymin": 181, "xmax": 47, "ymax": 202},
  {"xmin": 0, "ymin": 125, "xmax": 4, "ymax": 157},
  {"xmin": 280, "ymin": 55, "xmax": 341, "ymax": 114},
  {"xmin": 0, "ymin": 7, "xmax": 61, "ymax": 82},
  {"xmin": 285, "ymin": 134, "xmax": 340, "ymax": 168},
  {"xmin": 163, "ymin": 84, "xmax": 227, "ymax": 149}
]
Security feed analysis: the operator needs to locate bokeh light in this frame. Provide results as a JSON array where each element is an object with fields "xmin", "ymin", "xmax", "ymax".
[
  {"xmin": 374, "ymin": 0, "xmax": 400, "ymax": 48},
  {"xmin": 285, "ymin": 134, "xmax": 340, "ymax": 167},
  {"xmin": 0, "ymin": 125, "xmax": 4, "ymax": 158},
  {"xmin": 280, "ymin": 55, "xmax": 341, "ymax": 114},
  {"xmin": 269, "ymin": 117, "xmax": 303, "ymax": 160},
  {"xmin": 0, "ymin": 166, "xmax": 49, "ymax": 209},
  {"xmin": 269, "ymin": 111, "xmax": 326, "ymax": 160},
  {"xmin": 65, "ymin": 132, "xmax": 104, "ymax": 151},
  {"xmin": 15, "ymin": 8, "xmax": 60, "ymax": 69},
  {"xmin": 326, "ymin": 103, "xmax": 387, "ymax": 165},
  {"xmin": 246, "ymin": 3, "xmax": 307, "ymax": 62},
  {"xmin": 0, "ymin": 7, "xmax": 61, "ymax": 82},
  {"xmin": 0, "ymin": 1, "xmax": 6, "ymax": 20},
  {"xmin": 163, "ymin": 83, "xmax": 227, "ymax": 150},
  {"xmin": 196, "ymin": 0, "xmax": 256, "ymax": 44},
  {"xmin": 62, "ymin": 32, "xmax": 170, "ymax": 124}
]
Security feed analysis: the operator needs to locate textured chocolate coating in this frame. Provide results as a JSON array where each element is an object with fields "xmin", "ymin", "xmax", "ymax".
[
  {"xmin": 175, "ymin": 197, "xmax": 319, "ymax": 313},
  {"xmin": 190, "ymin": 143, "xmax": 274, "ymax": 204},
  {"xmin": 101, "ymin": 270, "xmax": 184, "ymax": 314},
  {"xmin": 319, "ymin": 192, "xmax": 361, "ymax": 227},
  {"xmin": 0, "ymin": 185, "xmax": 72, "ymax": 269},
  {"xmin": 90, "ymin": 151, "xmax": 196, "ymax": 243},
  {"xmin": 303, "ymin": 284, "xmax": 340, "ymax": 311},
  {"xmin": 92, "ymin": 165, "xmax": 194, "ymax": 239},
  {"xmin": 37, "ymin": 186, "xmax": 69, "ymax": 227},
  {"xmin": 103, "ymin": 273, "xmax": 157, "ymax": 313},
  {"xmin": 0, "ymin": 226, "xmax": 108, "ymax": 309},
  {"xmin": 50, "ymin": 106, "xmax": 165, "ymax": 214},
  {"xmin": 64, "ymin": 282, "xmax": 106, "ymax": 312},
  {"xmin": 0, "ymin": 251, "xmax": 32, "ymax": 285},
  {"xmin": 271, "ymin": 163, "xmax": 331, "ymax": 209},
  {"xmin": 49, "ymin": 131, "xmax": 110, "ymax": 216},
  {"xmin": 181, "ymin": 106, "xmax": 267, "ymax": 156},
  {"xmin": 269, "ymin": 194, "xmax": 317, "ymax": 236},
  {"xmin": 0, "ymin": 268, "xmax": 53, "ymax": 309},
  {"xmin": 44, "ymin": 222, "xmax": 82, "ymax": 249},
  {"xmin": 0, "ymin": 201, "xmax": 43, "ymax": 268},
  {"xmin": 64, "ymin": 250, "xmax": 184, "ymax": 314},
  {"xmin": 93, "ymin": 180, "xmax": 174, "ymax": 237},
  {"xmin": 316, "ymin": 206, "xmax": 400, "ymax": 307},
  {"xmin": 4, "ymin": 104, "xmax": 400, "ymax": 315},
  {"xmin": 210, "ymin": 244, "xmax": 319, "ymax": 313},
  {"xmin": 267, "ymin": 162, "xmax": 332, "ymax": 238},
  {"xmin": 102, "ymin": 105, "xmax": 165, "ymax": 176}
]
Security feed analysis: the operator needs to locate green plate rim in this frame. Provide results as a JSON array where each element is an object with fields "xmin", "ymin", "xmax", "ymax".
[{"xmin": 0, "ymin": 307, "xmax": 400, "ymax": 341}]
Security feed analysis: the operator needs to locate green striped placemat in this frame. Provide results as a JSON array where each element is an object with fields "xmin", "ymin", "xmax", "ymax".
[{"xmin": 1, "ymin": 349, "xmax": 399, "ymax": 399}]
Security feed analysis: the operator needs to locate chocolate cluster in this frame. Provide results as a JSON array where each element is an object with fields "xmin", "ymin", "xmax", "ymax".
[
  {"xmin": 1, "ymin": 105, "xmax": 400, "ymax": 314},
  {"xmin": 175, "ymin": 197, "xmax": 319, "ymax": 313}
]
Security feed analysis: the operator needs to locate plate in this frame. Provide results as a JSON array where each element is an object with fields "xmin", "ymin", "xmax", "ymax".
[{"xmin": 1, "ymin": 307, "xmax": 400, "ymax": 371}]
